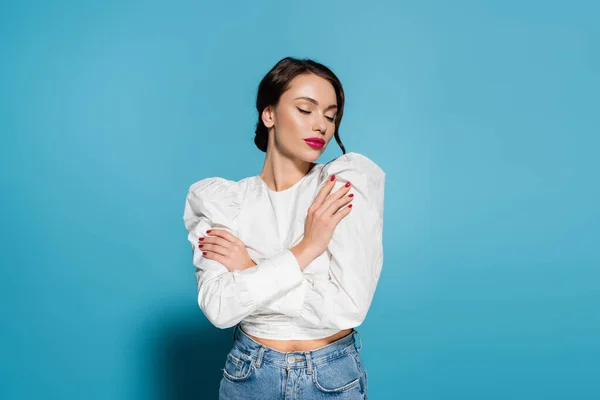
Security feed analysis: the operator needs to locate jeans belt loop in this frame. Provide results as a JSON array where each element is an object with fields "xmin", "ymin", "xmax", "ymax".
[
  {"xmin": 305, "ymin": 351, "xmax": 313, "ymax": 375},
  {"xmin": 353, "ymin": 329, "xmax": 363, "ymax": 352},
  {"xmin": 255, "ymin": 345, "xmax": 267, "ymax": 368}
]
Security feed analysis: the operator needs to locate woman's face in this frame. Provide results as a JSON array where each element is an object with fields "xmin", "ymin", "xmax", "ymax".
[{"xmin": 262, "ymin": 73, "xmax": 338, "ymax": 161}]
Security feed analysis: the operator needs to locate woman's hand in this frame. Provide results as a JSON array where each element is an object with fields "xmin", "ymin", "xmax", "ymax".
[
  {"xmin": 300, "ymin": 174, "xmax": 354, "ymax": 260},
  {"xmin": 198, "ymin": 229, "xmax": 257, "ymax": 272}
]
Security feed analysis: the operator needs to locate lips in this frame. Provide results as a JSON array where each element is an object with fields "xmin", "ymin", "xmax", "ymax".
[
  {"xmin": 304, "ymin": 138, "xmax": 325, "ymax": 149},
  {"xmin": 304, "ymin": 138, "xmax": 325, "ymax": 144}
]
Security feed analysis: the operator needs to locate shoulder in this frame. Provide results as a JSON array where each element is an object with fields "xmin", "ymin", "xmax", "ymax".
[
  {"xmin": 321, "ymin": 151, "xmax": 384, "ymax": 176},
  {"xmin": 184, "ymin": 177, "xmax": 243, "ymax": 225},
  {"xmin": 319, "ymin": 151, "xmax": 385, "ymax": 187},
  {"xmin": 319, "ymin": 152, "xmax": 385, "ymax": 213},
  {"xmin": 187, "ymin": 176, "xmax": 240, "ymax": 199}
]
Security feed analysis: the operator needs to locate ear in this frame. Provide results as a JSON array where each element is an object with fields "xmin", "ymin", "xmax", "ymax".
[{"xmin": 261, "ymin": 105, "xmax": 275, "ymax": 129}]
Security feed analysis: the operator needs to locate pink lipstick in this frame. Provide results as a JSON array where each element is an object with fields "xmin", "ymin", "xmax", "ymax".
[{"xmin": 304, "ymin": 138, "xmax": 325, "ymax": 149}]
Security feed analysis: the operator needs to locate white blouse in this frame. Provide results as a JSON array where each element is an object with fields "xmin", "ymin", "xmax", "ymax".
[{"xmin": 182, "ymin": 152, "xmax": 385, "ymax": 340}]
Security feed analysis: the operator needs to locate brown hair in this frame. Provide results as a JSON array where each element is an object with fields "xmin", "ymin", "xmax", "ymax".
[{"xmin": 254, "ymin": 57, "xmax": 346, "ymax": 154}]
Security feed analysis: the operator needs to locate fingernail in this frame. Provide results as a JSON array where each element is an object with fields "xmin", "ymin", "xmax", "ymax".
[
  {"xmin": 330, "ymin": 175, "xmax": 336, "ymax": 181},
  {"xmin": 199, "ymin": 237, "xmax": 205, "ymax": 241},
  {"xmin": 348, "ymin": 204, "xmax": 353, "ymax": 208},
  {"xmin": 345, "ymin": 182, "xmax": 351, "ymax": 187},
  {"xmin": 199, "ymin": 244, "xmax": 204, "ymax": 248},
  {"xmin": 206, "ymin": 230, "xmax": 211, "ymax": 233},
  {"xmin": 349, "ymin": 193, "xmax": 354, "ymax": 197},
  {"xmin": 202, "ymin": 251, "xmax": 207, "ymax": 256}
]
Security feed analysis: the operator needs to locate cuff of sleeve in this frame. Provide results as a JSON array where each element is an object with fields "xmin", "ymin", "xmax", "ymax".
[
  {"xmin": 298, "ymin": 281, "xmax": 324, "ymax": 326},
  {"xmin": 236, "ymin": 248, "xmax": 304, "ymax": 308},
  {"xmin": 266, "ymin": 278, "xmax": 308, "ymax": 317}
]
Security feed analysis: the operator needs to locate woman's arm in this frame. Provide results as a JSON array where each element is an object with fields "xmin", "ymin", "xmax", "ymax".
[
  {"xmin": 184, "ymin": 178, "xmax": 307, "ymax": 329},
  {"xmin": 185, "ymin": 153, "xmax": 384, "ymax": 330},
  {"xmin": 261, "ymin": 152, "xmax": 386, "ymax": 330}
]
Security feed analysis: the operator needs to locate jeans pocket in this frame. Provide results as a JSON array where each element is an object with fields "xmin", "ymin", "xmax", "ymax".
[
  {"xmin": 222, "ymin": 346, "xmax": 254, "ymax": 382},
  {"xmin": 313, "ymin": 352, "xmax": 362, "ymax": 394}
]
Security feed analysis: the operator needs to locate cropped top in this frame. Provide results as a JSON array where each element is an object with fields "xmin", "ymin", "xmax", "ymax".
[{"xmin": 182, "ymin": 152, "xmax": 385, "ymax": 340}]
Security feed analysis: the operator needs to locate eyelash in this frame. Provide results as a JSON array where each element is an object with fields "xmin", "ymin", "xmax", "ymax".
[{"xmin": 297, "ymin": 107, "xmax": 335, "ymax": 122}]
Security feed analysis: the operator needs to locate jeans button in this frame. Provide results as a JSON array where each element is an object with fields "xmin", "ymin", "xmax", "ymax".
[{"xmin": 286, "ymin": 355, "xmax": 295, "ymax": 364}]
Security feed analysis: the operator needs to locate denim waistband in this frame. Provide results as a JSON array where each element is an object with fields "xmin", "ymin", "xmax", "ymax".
[{"xmin": 231, "ymin": 324, "xmax": 363, "ymax": 371}]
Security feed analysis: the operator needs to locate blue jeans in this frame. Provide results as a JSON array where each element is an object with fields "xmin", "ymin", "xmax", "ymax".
[{"xmin": 219, "ymin": 324, "xmax": 369, "ymax": 399}]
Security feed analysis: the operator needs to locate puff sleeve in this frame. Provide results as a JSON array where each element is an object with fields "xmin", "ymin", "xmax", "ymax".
[
  {"xmin": 265, "ymin": 152, "xmax": 385, "ymax": 329},
  {"xmin": 183, "ymin": 177, "xmax": 305, "ymax": 329}
]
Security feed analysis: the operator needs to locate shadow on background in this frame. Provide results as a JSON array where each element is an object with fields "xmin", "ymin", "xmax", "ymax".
[{"xmin": 151, "ymin": 314, "xmax": 234, "ymax": 400}]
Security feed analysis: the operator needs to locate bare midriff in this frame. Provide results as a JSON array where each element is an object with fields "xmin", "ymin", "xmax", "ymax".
[{"xmin": 244, "ymin": 328, "xmax": 354, "ymax": 352}]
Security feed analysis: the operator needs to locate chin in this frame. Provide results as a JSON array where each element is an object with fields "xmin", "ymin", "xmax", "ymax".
[
  {"xmin": 303, "ymin": 150, "xmax": 323, "ymax": 162},
  {"xmin": 288, "ymin": 142, "xmax": 324, "ymax": 161}
]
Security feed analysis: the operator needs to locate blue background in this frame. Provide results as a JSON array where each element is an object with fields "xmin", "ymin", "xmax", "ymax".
[{"xmin": 1, "ymin": 0, "xmax": 598, "ymax": 399}]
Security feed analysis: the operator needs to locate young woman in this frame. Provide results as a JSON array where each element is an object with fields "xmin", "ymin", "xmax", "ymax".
[{"xmin": 183, "ymin": 57, "xmax": 385, "ymax": 399}]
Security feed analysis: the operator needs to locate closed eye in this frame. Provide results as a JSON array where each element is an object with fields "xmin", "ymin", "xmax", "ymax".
[{"xmin": 297, "ymin": 107, "xmax": 335, "ymax": 122}]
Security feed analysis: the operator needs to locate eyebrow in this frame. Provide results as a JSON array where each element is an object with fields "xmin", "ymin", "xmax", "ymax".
[{"xmin": 294, "ymin": 96, "xmax": 338, "ymax": 111}]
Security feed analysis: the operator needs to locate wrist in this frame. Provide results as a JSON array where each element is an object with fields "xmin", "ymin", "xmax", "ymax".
[
  {"xmin": 244, "ymin": 258, "xmax": 257, "ymax": 270},
  {"xmin": 291, "ymin": 240, "xmax": 319, "ymax": 271}
]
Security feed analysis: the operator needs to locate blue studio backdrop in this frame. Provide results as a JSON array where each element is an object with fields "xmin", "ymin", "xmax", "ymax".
[{"xmin": 1, "ymin": 1, "xmax": 598, "ymax": 399}]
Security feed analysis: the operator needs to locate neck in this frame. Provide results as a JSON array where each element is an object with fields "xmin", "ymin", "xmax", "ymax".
[{"xmin": 259, "ymin": 151, "xmax": 316, "ymax": 192}]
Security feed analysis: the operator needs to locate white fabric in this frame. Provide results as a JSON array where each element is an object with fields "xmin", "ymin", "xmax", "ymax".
[{"xmin": 183, "ymin": 152, "xmax": 385, "ymax": 340}]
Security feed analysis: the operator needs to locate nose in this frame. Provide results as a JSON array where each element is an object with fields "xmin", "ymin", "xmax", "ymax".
[{"xmin": 312, "ymin": 115, "xmax": 327, "ymax": 134}]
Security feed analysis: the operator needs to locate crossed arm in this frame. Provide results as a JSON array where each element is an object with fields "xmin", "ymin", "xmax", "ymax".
[
  {"xmin": 183, "ymin": 153, "xmax": 385, "ymax": 330},
  {"xmin": 185, "ymin": 192, "xmax": 383, "ymax": 330}
]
